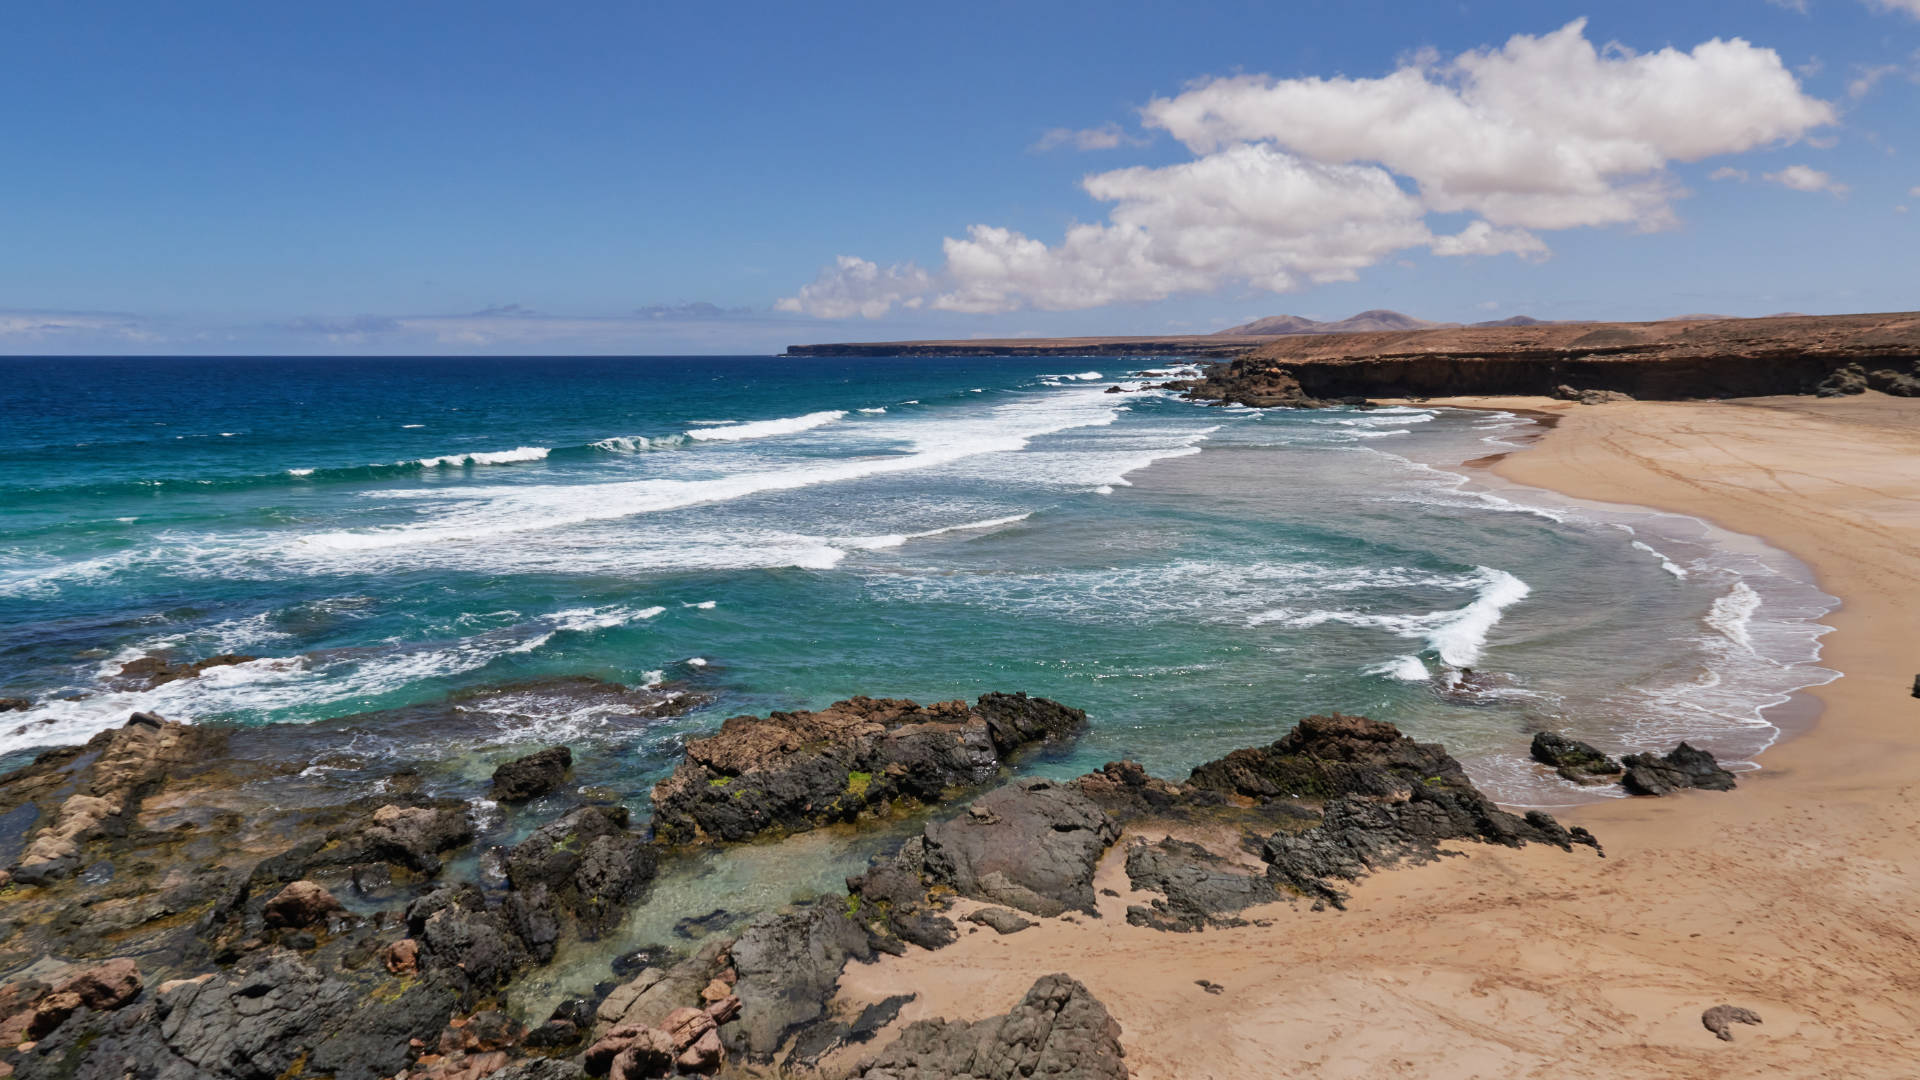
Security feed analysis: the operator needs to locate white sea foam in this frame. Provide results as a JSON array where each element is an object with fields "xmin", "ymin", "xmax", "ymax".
[
  {"xmin": 685, "ymin": 411, "xmax": 845, "ymax": 442},
  {"xmin": 1631, "ymin": 540, "xmax": 1688, "ymax": 578},
  {"xmin": 402, "ymin": 424, "xmax": 425, "ymax": 429},
  {"xmin": 548, "ymin": 604, "xmax": 666, "ymax": 633},
  {"xmin": 288, "ymin": 468, "xmax": 315, "ymax": 477},
  {"xmin": 857, "ymin": 407, "xmax": 887, "ymax": 414},
  {"xmin": 1706, "ymin": 582, "xmax": 1761, "ymax": 651},
  {"xmin": 1367, "ymin": 655, "xmax": 1430, "ymax": 681},
  {"xmin": 1248, "ymin": 566, "xmax": 1530, "ymax": 668},
  {"xmin": 419, "ymin": 447, "xmax": 550, "ymax": 467},
  {"xmin": 592, "ymin": 434, "xmax": 687, "ymax": 453},
  {"xmin": 842, "ymin": 512, "xmax": 1033, "ymax": 551},
  {"xmin": 683, "ymin": 600, "xmax": 717, "ymax": 609},
  {"xmin": 687, "ymin": 657, "xmax": 708, "ymax": 667}
]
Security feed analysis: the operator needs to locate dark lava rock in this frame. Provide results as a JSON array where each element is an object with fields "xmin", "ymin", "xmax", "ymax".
[
  {"xmin": 1702, "ymin": 1004, "xmax": 1763, "ymax": 1041},
  {"xmin": 781, "ymin": 993, "xmax": 916, "ymax": 1073},
  {"xmin": 847, "ymin": 974, "xmax": 1127, "ymax": 1080},
  {"xmin": 505, "ymin": 805, "xmax": 657, "ymax": 939},
  {"xmin": 1621, "ymin": 742, "xmax": 1738, "ymax": 796},
  {"xmin": 1530, "ymin": 732, "xmax": 1625, "ymax": 784},
  {"xmin": 727, "ymin": 905, "xmax": 885, "ymax": 1061},
  {"xmin": 1177, "ymin": 359, "xmax": 1327, "ymax": 409},
  {"xmin": 963, "ymin": 908, "xmax": 1035, "ymax": 935},
  {"xmin": 650, "ymin": 693, "xmax": 1085, "ymax": 847},
  {"xmin": 0, "ymin": 697, "xmax": 30, "ymax": 712},
  {"xmin": 921, "ymin": 779, "xmax": 1119, "ymax": 918},
  {"xmin": 1186, "ymin": 712, "xmax": 1471, "ymax": 801},
  {"xmin": 846, "ymin": 836, "xmax": 959, "ymax": 950},
  {"xmin": 486, "ymin": 1060, "xmax": 590, "ymax": 1080},
  {"xmin": 1122, "ymin": 838, "xmax": 1276, "ymax": 931},
  {"xmin": 491, "ymin": 745, "xmax": 573, "ymax": 802},
  {"xmin": 1868, "ymin": 363, "xmax": 1920, "ymax": 397}
]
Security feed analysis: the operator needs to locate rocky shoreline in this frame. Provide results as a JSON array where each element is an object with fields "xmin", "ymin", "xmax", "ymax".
[{"xmin": 1, "ymin": 691, "xmax": 1739, "ymax": 1079}]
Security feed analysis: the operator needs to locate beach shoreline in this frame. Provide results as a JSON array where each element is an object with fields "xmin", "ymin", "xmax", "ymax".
[{"xmin": 825, "ymin": 393, "xmax": 1920, "ymax": 1079}]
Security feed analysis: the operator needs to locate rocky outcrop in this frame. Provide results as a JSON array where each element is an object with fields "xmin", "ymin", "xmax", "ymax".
[
  {"xmin": 1185, "ymin": 712, "xmax": 1475, "ymax": 801},
  {"xmin": 919, "ymin": 780, "xmax": 1119, "ymax": 918},
  {"xmin": 492, "ymin": 746, "xmax": 573, "ymax": 802},
  {"xmin": 1530, "ymin": 732, "xmax": 1624, "ymax": 784},
  {"xmin": 847, "ymin": 974, "xmax": 1127, "ymax": 1080},
  {"xmin": 1620, "ymin": 743, "xmax": 1738, "ymax": 796},
  {"xmin": 726, "ymin": 906, "xmax": 886, "ymax": 1062},
  {"xmin": 963, "ymin": 908, "xmax": 1034, "ymax": 935},
  {"xmin": 505, "ymin": 806, "xmax": 657, "ymax": 941},
  {"xmin": 1122, "ymin": 838, "xmax": 1276, "ymax": 932},
  {"xmin": 111, "ymin": 654, "xmax": 260, "ymax": 690},
  {"xmin": 649, "ymin": 694, "xmax": 1085, "ymax": 846},
  {"xmin": 1553, "ymin": 385, "xmax": 1633, "ymax": 404},
  {"xmin": 1175, "ymin": 358, "xmax": 1333, "ymax": 408},
  {"xmin": 262, "ymin": 880, "xmax": 344, "ymax": 929}
]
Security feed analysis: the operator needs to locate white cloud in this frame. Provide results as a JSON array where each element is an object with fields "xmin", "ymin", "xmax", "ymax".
[
  {"xmin": 1031, "ymin": 124, "xmax": 1152, "ymax": 152},
  {"xmin": 1910, "ymin": 185, "xmax": 1920, "ymax": 196},
  {"xmin": 0, "ymin": 311, "xmax": 159, "ymax": 342},
  {"xmin": 774, "ymin": 256, "xmax": 932, "ymax": 319},
  {"xmin": 1848, "ymin": 63, "xmax": 1903, "ymax": 99},
  {"xmin": 1765, "ymin": 164, "xmax": 1850, "ymax": 195},
  {"xmin": 1428, "ymin": 220, "xmax": 1551, "ymax": 259},
  {"xmin": 1141, "ymin": 19, "xmax": 1833, "ymax": 231},
  {"xmin": 1866, "ymin": 0, "xmax": 1920, "ymax": 18},
  {"xmin": 780, "ymin": 19, "xmax": 1835, "ymax": 317},
  {"xmin": 1710, "ymin": 166, "xmax": 1751, "ymax": 181},
  {"xmin": 1768, "ymin": 0, "xmax": 1809, "ymax": 11}
]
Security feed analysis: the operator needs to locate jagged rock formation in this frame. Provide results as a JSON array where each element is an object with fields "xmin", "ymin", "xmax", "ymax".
[
  {"xmin": 1530, "ymin": 732, "xmax": 1625, "ymax": 784},
  {"xmin": 1122, "ymin": 838, "xmax": 1276, "ymax": 932},
  {"xmin": 648, "ymin": 693, "xmax": 1085, "ymax": 846},
  {"xmin": 845, "ymin": 975, "xmax": 1128, "ymax": 1080},
  {"xmin": 491, "ymin": 746, "xmax": 573, "ymax": 802},
  {"xmin": 1621, "ymin": 743, "xmax": 1738, "ymax": 796}
]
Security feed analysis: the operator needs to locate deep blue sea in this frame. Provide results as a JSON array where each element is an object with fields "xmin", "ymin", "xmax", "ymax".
[{"xmin": 0, "ymin": 355, "xmax": 1837, "ymax": 810}]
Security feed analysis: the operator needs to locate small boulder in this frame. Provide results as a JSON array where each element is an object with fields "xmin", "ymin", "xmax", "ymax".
[
  {"xmin": 491, "ymin": 745, "xmax": 574, "ymax": 802},
  {"xmin": 263, "ymin": 879, "xmax": 345, "ymax": 928},
  {"xmin": 55, "ymin": 957, "xmax": 142, "ymax": 1012},
  {"xmin": 963, "ymin": 907, "xmax": 1035, "ymax": 935},
  {"xmin": 386, "ymin": 938, "xmax": 421, "ymax": 975},
  {"xmin": 1702, "ymin": 1004, "xmax": 1763, "ymax": 1041}
]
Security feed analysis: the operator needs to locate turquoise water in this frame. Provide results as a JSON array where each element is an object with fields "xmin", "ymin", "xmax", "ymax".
[{"xmin": 0, "ymin": 356, "xmax": 1836, "ymax": 806}]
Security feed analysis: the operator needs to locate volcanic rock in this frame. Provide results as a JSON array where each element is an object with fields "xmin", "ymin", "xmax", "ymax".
[
  {"xmin": 846, "ymin": 974, "xmax": 1127, "ymax": 1080},
  {"xmin": 1122, "ymin": 838, "xmax": 1276, "ymax": 931},
  {"xmin": 1553, "ymin": 385, "xmax": 1633, "ymax": 404},
  {"xmin": 505, "ymin": 805, "xmax": 656, "ymax": 939},
  {"xmin": 1530, "ymin": 731, "xmax": 1625, "ymax": 784},
  {"xmin": 491, "ymin": 746, "xmax": 573, "ymax": 802},
  {"xmin": 1621, "ymin": 742, "xmax": 1738, "ymax": 795},
  {"xmin": 111, "ymin": 653, "xmax": 259, "ymax": 690},
  {"xmin": 649, "ymin": 693, "xmax": 1084, "ymax": 846},
  {"xmin": 920, "ymin": 779, "xmax": 1119, "ymax": 917},
  {"xmin": 726, "ymin": 905, "xmax": 883, "ymax": 1061}
]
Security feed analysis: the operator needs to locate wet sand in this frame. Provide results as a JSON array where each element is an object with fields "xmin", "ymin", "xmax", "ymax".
[{"xmin": 823, "ymin": 393, "xmax": 1920, "ymax": 1079}]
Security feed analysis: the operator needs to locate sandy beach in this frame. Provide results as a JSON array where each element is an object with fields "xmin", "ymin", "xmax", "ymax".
[{"xmin": 827, "ymin": 394, "xmax": 1920, "ymax": 1079}]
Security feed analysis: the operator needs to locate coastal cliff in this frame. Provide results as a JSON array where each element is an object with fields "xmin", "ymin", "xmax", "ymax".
[{"xmin": 789, "ymin": 311, "xmax": 1920, "ymax": 402}]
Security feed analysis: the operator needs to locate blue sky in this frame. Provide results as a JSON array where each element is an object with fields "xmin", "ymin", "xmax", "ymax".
[{"xmin": 2, "ymin": 1, "xmax": 1915, "ymax": 354}]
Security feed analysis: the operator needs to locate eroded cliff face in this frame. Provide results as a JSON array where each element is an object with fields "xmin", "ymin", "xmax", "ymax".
[{"xmin": 1197, "ymin": 312, "xmax": 1920, "ymax": 403}]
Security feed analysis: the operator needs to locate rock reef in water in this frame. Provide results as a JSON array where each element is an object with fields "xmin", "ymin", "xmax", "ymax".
[
  {"xmin": 648, "ymin": 693, "xmax": 1085, "ymax": 846},
  {"xmin": 1530, "ymin": 731, "xmax": 1625, "ymax": 784}
]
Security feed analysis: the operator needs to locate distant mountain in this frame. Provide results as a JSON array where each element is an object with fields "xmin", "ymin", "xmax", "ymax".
[
  {"xmin": 1218, "ymin": 309, "xmax": 1453, "ymax": 336},
  {"xmin": 1468, "ymin": 315, "xmax": 1557, "ymax": 328},
  {"xmin": 1661, "ymin": 313, "xmax": 1730, "ymax": 322}
]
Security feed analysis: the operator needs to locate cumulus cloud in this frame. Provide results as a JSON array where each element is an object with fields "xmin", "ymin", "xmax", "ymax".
[
  {"xmin": 1031, "ymin": 124, "xmax": 1153, "ymax": 152},
  {"xmin": 1866, "ymin": 0, "xmax": 1920, "ymax": 17},
  {"xmin": 1765, "ymin": 164, "xmax": 1850, "ymax": 195},
  {"xmin": 775, "ymin": 256, "xmax": 933, "ymax": 319},
  {"xmin": 1710, "ymin": 166, "xmax": 1751, "ymax": 181},
  {"xmin": 780, "ymin": 19, "xmax": 1835, "ymax": 317}
]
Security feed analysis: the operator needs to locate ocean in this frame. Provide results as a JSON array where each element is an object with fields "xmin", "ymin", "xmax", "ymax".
[{"xmin": 0, "ymin": 354, "xmax": 1837, "ymax": 813}]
